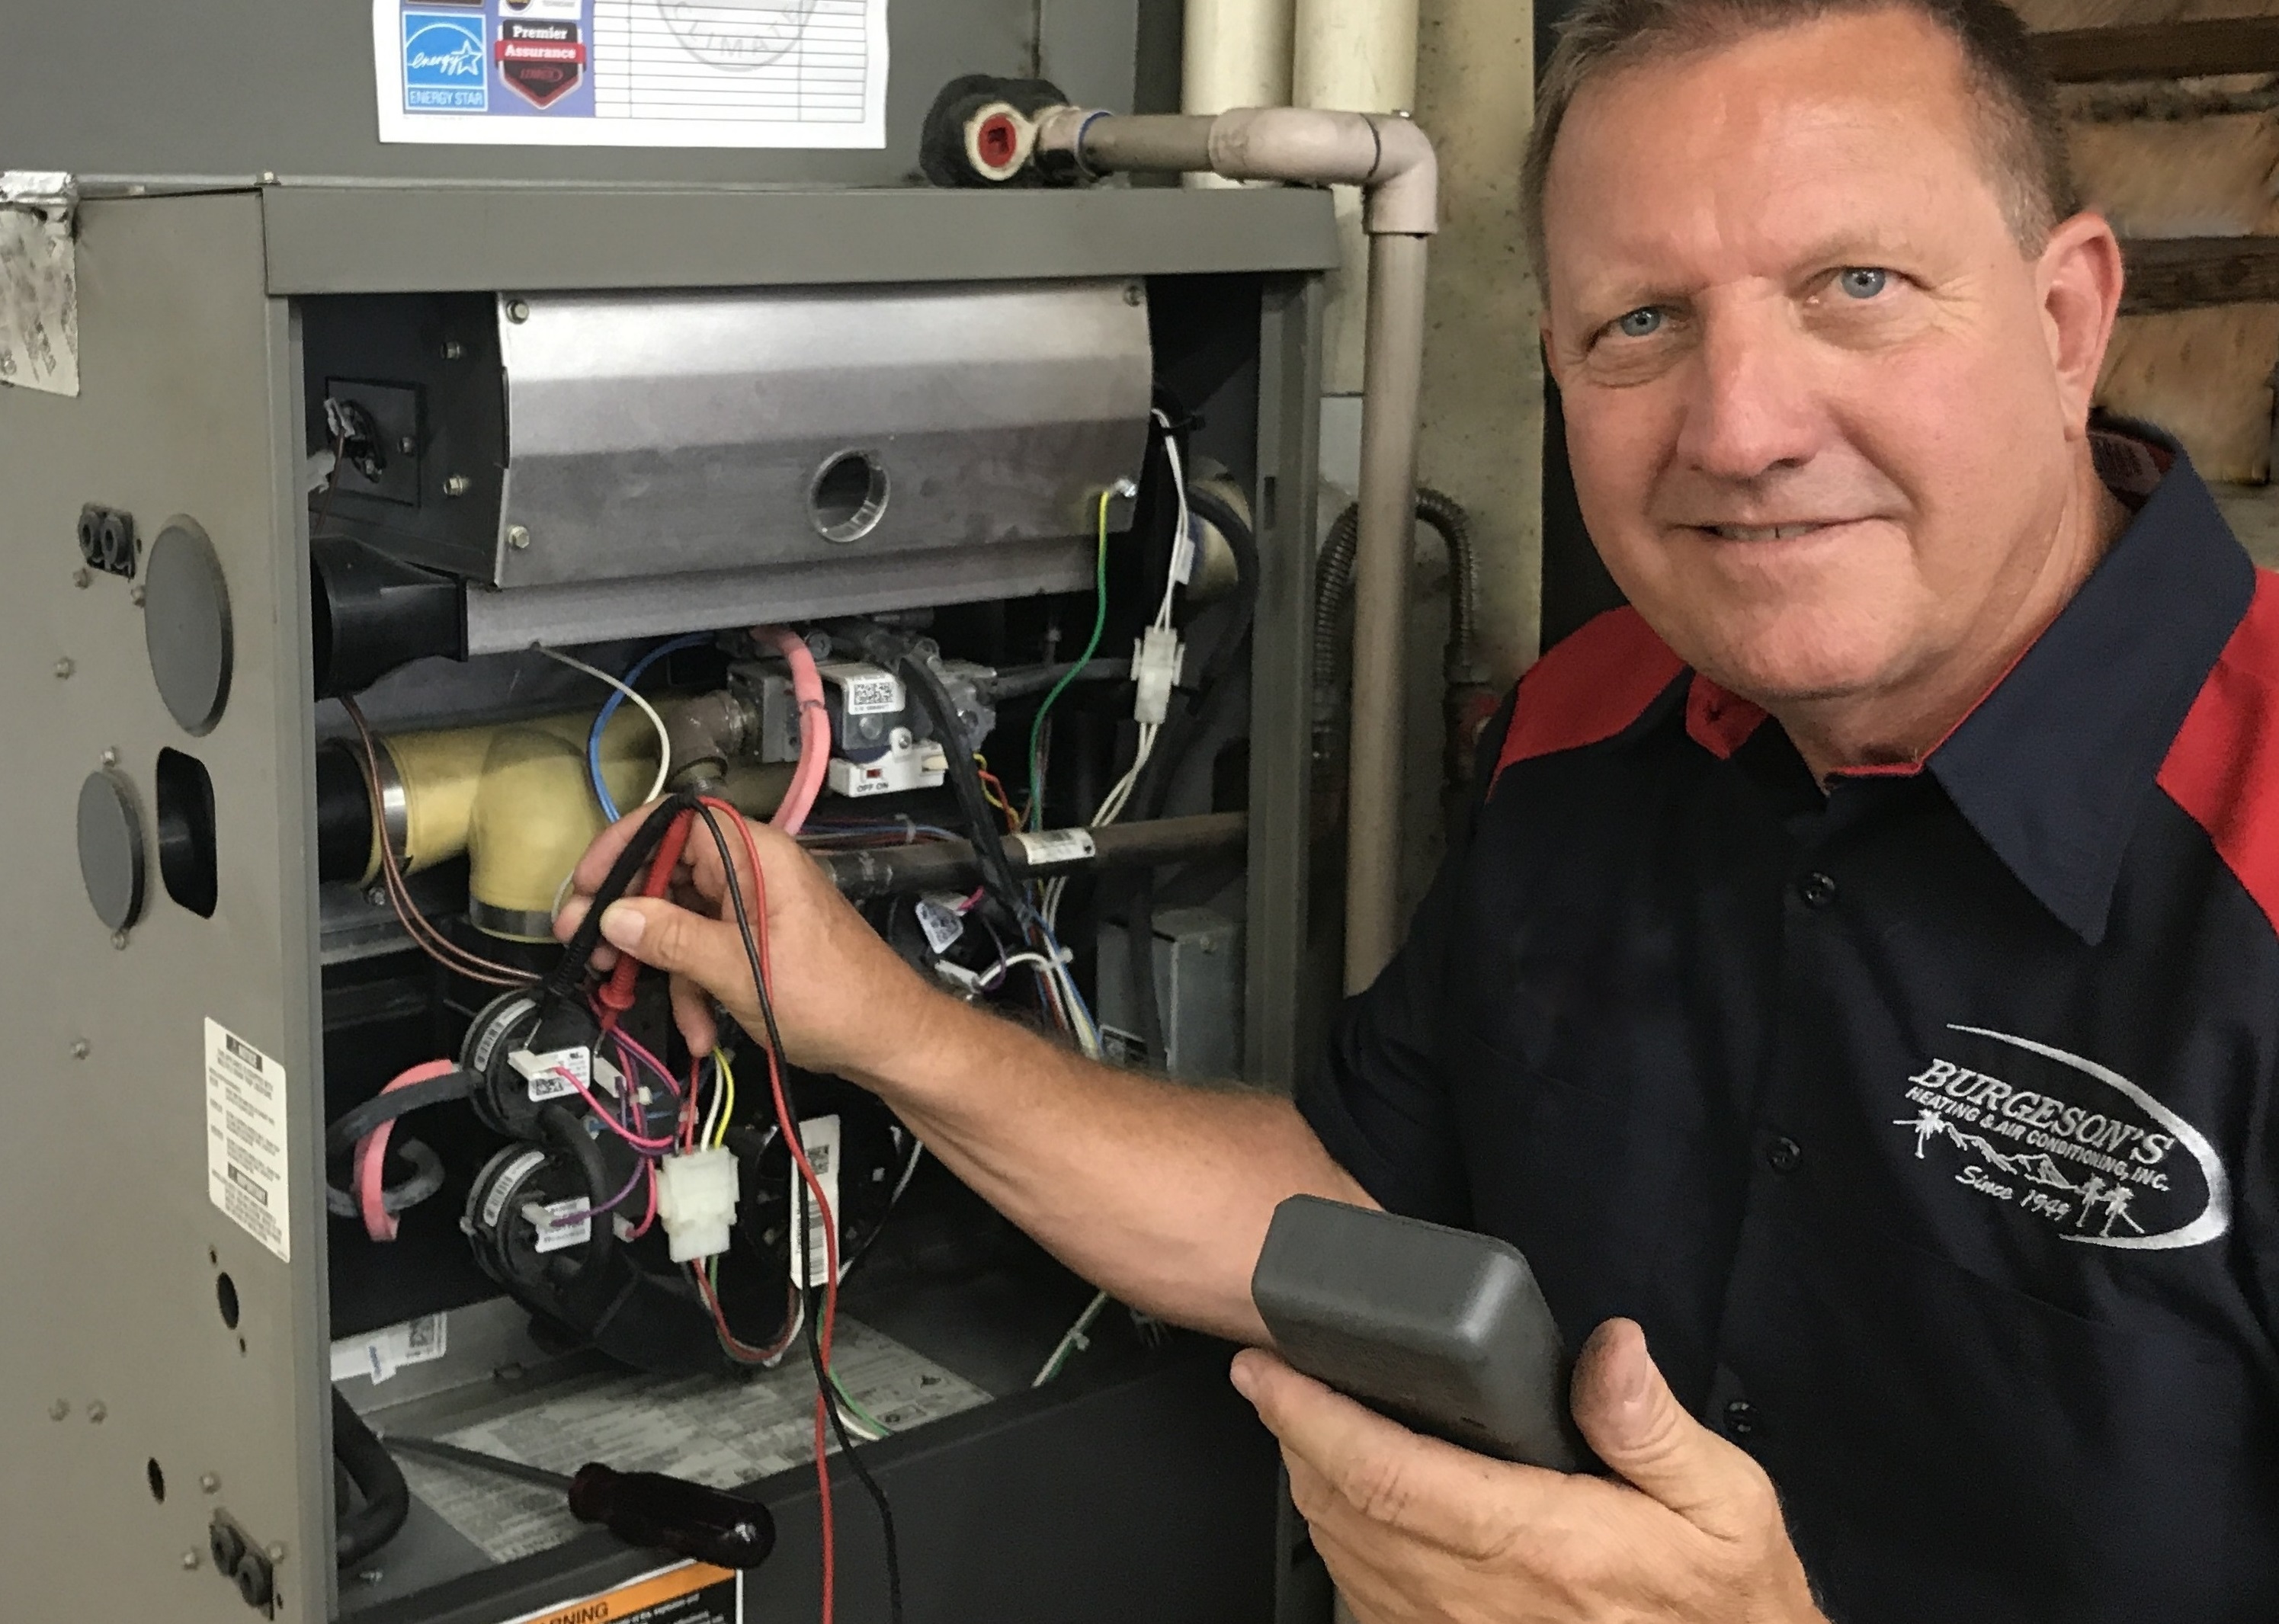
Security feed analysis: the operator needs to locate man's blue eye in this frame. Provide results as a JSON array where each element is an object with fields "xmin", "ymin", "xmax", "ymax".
[
  {"xmin": 1838, "ymin": 267, "xmax": 1888, "ymax": 299},
  {"xmin": 1615, "ymin": 307, "xmax": 1662, "ymax": 338}
]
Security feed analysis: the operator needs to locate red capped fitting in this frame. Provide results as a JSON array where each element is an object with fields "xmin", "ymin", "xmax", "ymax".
[{"xmin": 963, "ymin": 101, "xmax": 1036, "ymax": 183}]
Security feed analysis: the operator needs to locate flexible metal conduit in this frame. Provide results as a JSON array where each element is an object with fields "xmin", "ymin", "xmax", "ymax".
[{"xmin": 1024, "ymin": 104, "xmax": 1438, "ymax": 991}]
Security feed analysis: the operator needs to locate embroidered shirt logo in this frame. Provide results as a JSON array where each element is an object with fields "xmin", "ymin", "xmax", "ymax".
[{"xmin": 1890, "ymin": 1024, "xmax": 2231, "ymax": 1251}]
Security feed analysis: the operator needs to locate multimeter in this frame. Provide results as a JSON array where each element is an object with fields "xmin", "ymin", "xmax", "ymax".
[{"xmin": 1249, "ymin": 1195, "xmax": 1595, "ymax": 1472}]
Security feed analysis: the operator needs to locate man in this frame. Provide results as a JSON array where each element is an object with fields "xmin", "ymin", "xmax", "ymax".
[{"xmin": 559, "ymin": 0, "xmax": 2279, "ymax": 1615}]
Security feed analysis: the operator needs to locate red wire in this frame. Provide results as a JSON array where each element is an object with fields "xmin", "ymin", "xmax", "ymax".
[
  {"xmin": 598, "ymin": 806, "xmax": 697, "ymax": 1029},
  {"xmin": 700, "ymin": 795, "xmax": 846, "ymax": 1624}
]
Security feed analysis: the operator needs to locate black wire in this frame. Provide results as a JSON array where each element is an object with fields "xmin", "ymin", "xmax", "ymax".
[
  {"xmin": 332, "ymin": 1388, "xmax": 412, "ymax": 1567},
  {"xmin": 323, "ymin": 1071, "xmax": 476, "ymax": 1161},
  {"xmin": 541, "ymin": 790, "xmax": 703, "ymax": 1009},
  {"xmin": 695, "ymin": 804, "xmax": 905, "ymax": 1624}
]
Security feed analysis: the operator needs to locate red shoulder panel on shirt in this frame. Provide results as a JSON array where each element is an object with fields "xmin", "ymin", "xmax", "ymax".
[
  {"xmin": 2159, "ymin": 570, "xmax": 2279, "ymax": 933},
  {"xmin": 1498, "ymin": 607, "xmax": 1686, "ymax": 776}
]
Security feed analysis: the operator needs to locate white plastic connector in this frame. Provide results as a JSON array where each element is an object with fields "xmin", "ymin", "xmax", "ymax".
[
  {"xmin": 653, "ymin": 1147, "xmax": 740, "ymax": 1264},
  {"xmin": 1132, "ymin": 625, "xmax": 1184, "ymax": 726}
]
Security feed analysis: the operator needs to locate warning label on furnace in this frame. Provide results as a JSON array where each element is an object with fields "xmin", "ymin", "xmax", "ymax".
[
  {"xmin": 206, "ymin": 1019, "xmax": 292, "ymax": 1262},
  {"xmin": 394, "ymin": 1317, "xmax": 987, "ymax": 1562},
  {"xmin": 496, "ymin": 1560, "xmax": 740, "ymax": 1624}
]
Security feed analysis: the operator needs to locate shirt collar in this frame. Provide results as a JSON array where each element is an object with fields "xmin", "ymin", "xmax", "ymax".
[{"xmin": 1681, "ymin": 438, "xmax": 2258, "ymax": 946}]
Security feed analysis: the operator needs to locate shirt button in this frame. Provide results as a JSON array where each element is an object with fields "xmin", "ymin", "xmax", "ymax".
[
  {"xmin": 1798, "ymin": 871, "xmax": 1838, "ymax": 908},
  {"xmin": 1723, "ymin": 1399, "xmax": 1758, "ymax": 1439},
  {"xmin": 1766, "ymin": 1136, "xmax": 1803, "ymax": 1175}
]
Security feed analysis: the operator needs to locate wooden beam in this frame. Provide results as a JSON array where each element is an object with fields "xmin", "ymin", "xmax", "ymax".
[
  {"xmin": 2037, "ymin": 16, "xmax": 2279, "ymax": 83},
  {"xmin": 2120, "ymin": 237, "xmax": 2279, "ymax": 315}
]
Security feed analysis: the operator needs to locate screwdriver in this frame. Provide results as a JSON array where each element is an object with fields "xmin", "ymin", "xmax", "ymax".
[{"xmin": 386, "ymin": 1434, "xmax": 777, "ymax": 1570}]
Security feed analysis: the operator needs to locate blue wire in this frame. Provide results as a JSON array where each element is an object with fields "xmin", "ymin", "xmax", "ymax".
[{"xmin": 588, "ymin": 633, "xmax": 714, "ymax": 821}]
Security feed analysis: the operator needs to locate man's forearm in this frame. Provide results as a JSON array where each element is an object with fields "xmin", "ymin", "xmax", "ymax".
[{"xmin": 846, "ymin": 989, "xmax": 1373, "ymax": 1344}]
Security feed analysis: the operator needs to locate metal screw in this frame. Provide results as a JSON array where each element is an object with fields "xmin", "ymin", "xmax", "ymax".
[
  {"xmin": 506, "ymin": 299, "xmax": 532, "ymax": 323},
  {"xmin": 399, "ymin": 436, "xmax": 417, "ymax": 456},
  {"xmin": 364, "ymin": 886, "xmax": 387, "ymax": 908},
  {"xmin": 87, "ymin": 1401, "xmax": 106, "ymax": 1424},
  {"xmin": 260, "ymin": 171, "xmax": 278, "ymax": 184},
  {"xmin": 182, "ymin": 1550, "xmax": 202, "ymax": 1572},
  {"xmin": 48, "ymin": 1399, "xmax": 68, "ymax": 1421},
  {"xmin": 443, "ymin": 338, "xmax": 466, "ymax": 361},
  {"xmin": 72, "ymin": 568, "xmax": 90, "ymax": 589},
  {"xmin": 1112, "ymin": 477, "xmax": 1139, "ymax": 501},
  {"xmin": 69, "ymin": 1039, "xmax": 88, "ymax": 1060},
  {"xmin": 130, "ymin": 585, "xmax": 146, "ymax": 607},
  {"xmin": 507, "ymin": 524, "xmax": 532, "ymax": 550},
  {"xmin": 265, "ymin": 1542, "xmax": 287, "ymax": 1564},
  {"xmin": 53, "ymin": 657, "xmax": 73, "ymax": 679},
  {"xmin": 99, "ymin": 747, "xmax": 117, "ymax": 766},
  {"xmin": 111, "ymin": 931, "xmax": 129, "ymax": 951},
  {"xmin": 444, "ymin": 474, "xmax": 471, "ymax": 498},
  {"xmin": 200, "ymin": 1473, "xmax": 220, "ymax": 1494},
  {"xmin": 1123, "ymin": 283, "xmax": 1145, "ymax": 306}
]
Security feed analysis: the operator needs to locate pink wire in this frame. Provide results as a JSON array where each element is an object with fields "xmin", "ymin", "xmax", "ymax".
[
  {"xmin": 755, "ymin": 624, "xmax": 829, "ymax": 836},
  {"xmin": 355, "ymin": 1059, "xmax": 463, "ymax": 1243},
  {"xmin": 554, "ymin": 1065, "xmax": 678, "ymax": 1151}
]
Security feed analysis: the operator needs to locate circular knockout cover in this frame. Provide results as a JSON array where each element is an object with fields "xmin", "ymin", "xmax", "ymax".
[
  {"xmin": 78, "ymin": 769, "xmax": 147, "ymax": 932},
  {"xmin": 143, "ymin": 517, "xmax": 232, "ymax": 735}
]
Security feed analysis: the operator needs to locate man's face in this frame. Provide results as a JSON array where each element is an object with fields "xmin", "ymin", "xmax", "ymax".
[{"xmin": 1541, "ymin": 9, "xmax": 2101, "ymax": 710}]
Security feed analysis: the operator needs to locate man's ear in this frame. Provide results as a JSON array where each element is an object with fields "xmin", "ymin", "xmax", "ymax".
[{"xmin": 2037, "ymin": 211, "xmax": 2124, "ymax": 437}]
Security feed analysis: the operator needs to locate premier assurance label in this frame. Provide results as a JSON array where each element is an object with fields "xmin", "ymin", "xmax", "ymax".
[
  {"xmin": 205, "ymin": 1019, "xmax": 292, "ymax": 1262},
  {"xmin": 495, "ymin": 1562, "xmax": 741, "ymax": 1624}
]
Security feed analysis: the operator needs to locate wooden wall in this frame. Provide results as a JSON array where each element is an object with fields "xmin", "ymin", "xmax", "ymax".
[{"xmin": 2018, "ymin": 2, "xmax": 2279, "ymax": 559}]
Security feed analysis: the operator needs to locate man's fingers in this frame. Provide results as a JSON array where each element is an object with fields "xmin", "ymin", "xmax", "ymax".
[
  {"xmin": 1570, "ymin": 1318, "xmax": 1770, "ymax": 1537},
  {"xmin": 1232, "ymin": 1350, "xmax": 1553, "ymax": 1558},
  {"xmin": 551, "ymin": 895, "xmax": 620, "ymax": 970},
  {"xmin": 668, "ymin": 972, "xmax": 721, "ymax": 1055}
]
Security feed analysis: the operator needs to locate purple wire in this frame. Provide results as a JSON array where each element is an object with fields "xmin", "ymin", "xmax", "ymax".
[{"xmin": 591, "ymin": 1160, "xmax": 649, "ymax": 1217}]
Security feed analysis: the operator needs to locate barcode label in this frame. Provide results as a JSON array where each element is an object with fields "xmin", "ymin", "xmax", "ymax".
[
  {"xmin": 511, "ymin": 1046, "xmax": 590, "ymax": 1103},
  {"xmin": 824, "ymin": 663, "xmax": 904, "ymax": 716},
  {"xmin": 1013, "ymin": 828, "xmax": 1097, "ymax": 870},
  {"xmin": 915, "ymin": 895, "xmax": 966, "ymax": 956},
  {"xmin": 530, "ymin": 1196, "xmax": 593, "ymax": 1255},
  {"xmin": 793, "ymin": 1115, "xmax": 842, "ymax": 1289}
]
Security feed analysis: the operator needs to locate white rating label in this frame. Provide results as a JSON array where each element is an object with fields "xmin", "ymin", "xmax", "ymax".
[{"xmin": 205, "ymin": 1020, "xmax": 291, "ymax": 1262}]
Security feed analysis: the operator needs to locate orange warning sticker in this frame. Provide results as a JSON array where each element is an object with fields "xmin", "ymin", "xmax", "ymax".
[{"xmin": 496, "ymin": 1562, "xmax": 742, "ymax": 1624}]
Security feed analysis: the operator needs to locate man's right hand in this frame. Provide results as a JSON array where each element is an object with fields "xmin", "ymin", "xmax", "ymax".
[{"xmin": 551, "ymin": 802, "xmax": 950, "ymax": 1079}]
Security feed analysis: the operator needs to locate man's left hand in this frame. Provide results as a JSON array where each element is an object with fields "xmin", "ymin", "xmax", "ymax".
[{"xmin": 1232, "ymin": 1318, "xmax": 1824, "ymax": 1624}]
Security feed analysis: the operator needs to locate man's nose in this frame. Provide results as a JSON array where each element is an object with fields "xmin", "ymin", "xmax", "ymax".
[{"xmin": 1671, "ymin": 299, "xmax": 1822, "ymax": 482}]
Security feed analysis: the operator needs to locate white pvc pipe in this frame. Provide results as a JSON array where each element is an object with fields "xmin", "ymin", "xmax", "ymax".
[
  {"xmin": 1293, "ymin": 0, "xmax": 1419, "ymax": 395},
  {"xmin": 1183, "ymin": 0, "xmax": 1296, "ymax": 184}
]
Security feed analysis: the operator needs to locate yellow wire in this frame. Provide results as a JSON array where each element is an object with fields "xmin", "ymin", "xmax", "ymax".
[{"xmin": 711, "ymin": 1047, "xmax": 736, "ymax": 1149}]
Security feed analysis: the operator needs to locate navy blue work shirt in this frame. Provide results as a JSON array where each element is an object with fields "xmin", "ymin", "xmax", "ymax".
[{"xmin": 1299, "ymin": 436, "xmax": 2279, "ymax": 1622}]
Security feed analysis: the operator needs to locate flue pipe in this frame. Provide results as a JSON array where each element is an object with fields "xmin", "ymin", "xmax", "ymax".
[
  {"xmin": 1182, "ymin": 0, "xmax": 1296, "ymax": 189},
  {"xmin": 1028, "ymin": 106, "xmax": 1436, "ymax": 991}
]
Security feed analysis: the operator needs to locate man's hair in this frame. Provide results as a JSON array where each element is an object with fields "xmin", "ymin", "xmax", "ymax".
[{"xmin": 1521, "ymin": 0, "xmax": 2077, "ymax": 286}]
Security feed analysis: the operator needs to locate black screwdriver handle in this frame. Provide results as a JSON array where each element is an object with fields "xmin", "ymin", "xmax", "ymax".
[{"xmin": 568, "ymin": 1463, "xmax": 778, "ymax": 1571}]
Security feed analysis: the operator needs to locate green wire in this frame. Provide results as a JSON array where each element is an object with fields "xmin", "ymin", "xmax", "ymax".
[
  {"xmin": 828, "ymin": 1368, "xmax": 896, "ymax": 1436},
  {"xmin": 1025, "ymin": 491, "xmax": 1114, "ymax": 829}
]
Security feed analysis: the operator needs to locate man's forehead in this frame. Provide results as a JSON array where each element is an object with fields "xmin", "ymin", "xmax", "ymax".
[{"xmin": 1540, "ymin": 9, "xmax": 2003, "ymax": 303}]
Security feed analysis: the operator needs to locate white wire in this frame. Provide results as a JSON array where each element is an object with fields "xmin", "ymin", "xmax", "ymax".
[
  {"xmin": 697, "ymin": 1054, "xmax": 725, "ymax": 1150},
  {"xmin": 534, "ymin": 644, "xmax": 672, "ymax": 808},
  {"xmin": 1033, "ymin": 1289, "xmax": 1113, "ymax": 1387},
  {"xmin": 1151, "ymin": 408, "xmax": 1189, "ymax": 631}
]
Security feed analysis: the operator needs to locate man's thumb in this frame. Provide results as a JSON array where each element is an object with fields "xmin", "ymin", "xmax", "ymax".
[
  {"xmin": 599, "ymin": 898, "xmax": 735, "ymax": 986},
  {"xmin": 1571, "ymin": 1318, "xmax": 1761, "ymax": 1533}
]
